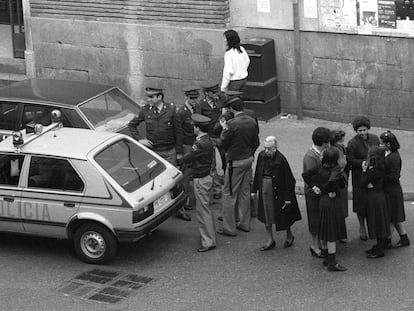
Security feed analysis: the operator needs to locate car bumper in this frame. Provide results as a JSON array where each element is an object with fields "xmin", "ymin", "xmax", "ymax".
[{"xmin": 114, "ymin": 191, "xmax": 185, "ymax": 243}]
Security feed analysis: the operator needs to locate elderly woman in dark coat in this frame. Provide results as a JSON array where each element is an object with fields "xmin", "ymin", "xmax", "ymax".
[
  {"xmin": 251, "ymin": 136, "xmax": 301, "ymax": 251},
  {"xmin": 347, "ymin": 116, "xmax": 379, "ymax": 241}
]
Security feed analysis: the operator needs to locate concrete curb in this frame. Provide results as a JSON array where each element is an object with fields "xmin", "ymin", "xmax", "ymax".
[{"xmin": 294, "ymin": 185, "xmax": 414, "ymax": 202}]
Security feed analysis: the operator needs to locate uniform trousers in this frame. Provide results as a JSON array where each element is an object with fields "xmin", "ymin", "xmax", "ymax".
[
  {"xmin": 194, "ymin": 175, "xmax": 216, "ymax": 248},
  {"xmin": 182, "ymin": 144, "xmax": 195, "ymax": 205},
  {"xmin": 221, "ymin": 156, "xmax": 253, "ymax": 234}
]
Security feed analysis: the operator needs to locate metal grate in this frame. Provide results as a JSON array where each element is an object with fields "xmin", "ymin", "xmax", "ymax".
[{"xmin": 58, "ymin": 269, "xmax": 153, "ymax": 304}]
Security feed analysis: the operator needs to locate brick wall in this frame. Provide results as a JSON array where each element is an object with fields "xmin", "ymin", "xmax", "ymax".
[{"xmin": 30, "ymin": 0, "xmax": 229, "ymax": 27}]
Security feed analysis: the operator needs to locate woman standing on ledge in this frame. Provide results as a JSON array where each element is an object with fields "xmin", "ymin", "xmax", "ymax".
[{"xmin": 221, "ymin": 29, "xmax": 250, "ymax": 92}]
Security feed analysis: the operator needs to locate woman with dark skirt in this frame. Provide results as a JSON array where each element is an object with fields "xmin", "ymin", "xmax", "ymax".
[
  {"xmin": 303, "ymin": 147, "xmax": 347, "ymax": 272},
  {"xmin": 380, "ymin": 131, "xmax": 410, "ymax": 248},
  {"xmin": 303, "ymin": 127, "xmax": 331, "ymax": 258},
  {"xmin": 361, "ymin": 146, "xmax": 390, "ymax": 258},
  {"xmin": 330, "ymin": 129, "xmax": 349, "ymax": 243}
]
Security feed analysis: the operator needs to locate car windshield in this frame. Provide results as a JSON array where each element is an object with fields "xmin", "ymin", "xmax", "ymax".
[
  {"xmin": 94, "ymin": 139, "xmax": 165, "ymax": 192},
  {"xmin": 79, "ymin": 88, "xmax": 140, "ymax": 132}
]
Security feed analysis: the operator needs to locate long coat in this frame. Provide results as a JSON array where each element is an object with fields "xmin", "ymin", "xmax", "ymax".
[{"xmin": 252, "ymin": 150, "xmax": 301, "ymax": 231}]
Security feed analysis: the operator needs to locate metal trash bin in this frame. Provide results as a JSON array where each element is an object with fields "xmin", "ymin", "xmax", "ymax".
[{"xmin": 242, "ymin": 38, "xmax": 280, "ymax": 121}]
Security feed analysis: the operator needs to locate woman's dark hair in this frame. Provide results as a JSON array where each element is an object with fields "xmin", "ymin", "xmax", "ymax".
[
  {"xmin": 352, "ymin": 116, "xmax": 371, "ymax": 131},
  {"xmin": 312, "ymin": 127, "xmax": 331, "ymax": 146},
  {"xmin": 368, "ymin": 146, "xmax": 385, "ymax": 170},
  {"xmin": 321, "ymin": 147, "xmax": 339, "ymax": 167},
  {"xmin": 330, "ymin": 129, "xmax": 346, "ymax": 146},
  {"xmin": 224, "ymin": 29, "xmax": 242, "ymax": 53},
  {"xmin": 380, "ymin": 130, "xmax": 400, "ymax": 152}
]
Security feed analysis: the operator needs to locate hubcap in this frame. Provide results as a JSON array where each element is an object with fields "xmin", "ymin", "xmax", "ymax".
[{"xmin": 80, "ymin": 231, "xmax": 106, "ymax": 259}]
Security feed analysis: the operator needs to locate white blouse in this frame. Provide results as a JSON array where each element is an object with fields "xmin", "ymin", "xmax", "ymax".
[{"xmin": 221, "ymin": 46, "xmax": 250, "ymax": 91}]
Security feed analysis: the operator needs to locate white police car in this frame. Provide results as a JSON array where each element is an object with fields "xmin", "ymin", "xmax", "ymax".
[{"xmin": 0, "ymin": 122, "xmax": 185, "ymax": 264}]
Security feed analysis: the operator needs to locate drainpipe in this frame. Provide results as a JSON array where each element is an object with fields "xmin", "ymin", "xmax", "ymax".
[
  {"xmin": 293, "ymin": 0, "xmax": 303, "ymax": 120},
  {"xmin": 22, "ymin": 0, "xmax": 36, "ymax": 78}
]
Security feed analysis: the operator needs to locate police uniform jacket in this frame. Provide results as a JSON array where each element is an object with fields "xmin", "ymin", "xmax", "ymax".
[
  {"xmin": 183, "ymin": 133, "xmax": 214, "ymax": 178},
  {"xmin": 128, "ymin": 102, "xmax": 181, "ymax": 152},
  {"xmin": 176, "ymin": 104, "xmax": 196, "ymax": 151},
  {"xmin": 196, "ymin": 97, "xmax": 223, "ymax": 138},
  {"xmin": 220, "ymin": 112, "xmax": 259, "ymax": 161}
]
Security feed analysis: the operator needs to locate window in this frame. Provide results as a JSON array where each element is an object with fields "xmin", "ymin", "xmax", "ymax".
[
  {"xmin": 0, "ymin": 154, "xmax": 24, "ymax": 186},
  {"xmin": 28, "ymin": 156, "xmax": 84, "ymax": 192},
  {"xmin": 94, "ymin": 139, "xmax": 165, "ymax": 192},
  {"xmin": 79, "ymin": 88, "xmax": 140, "ymax": 131},
  {"xmin": 0, "ymin": 102, "xmax": 19, "ymax": 130}
]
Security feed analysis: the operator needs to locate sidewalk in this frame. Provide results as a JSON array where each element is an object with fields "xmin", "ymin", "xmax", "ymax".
[{"xmin": 257, "ymin": 115, "xmax": 414, "ymax": 201}]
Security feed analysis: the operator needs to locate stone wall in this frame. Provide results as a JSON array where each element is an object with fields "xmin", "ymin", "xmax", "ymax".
[
  {"xmin": 31, "ymin": 18, "xmax": 227, "ymax": 105},
  {"xmin": 241, "ymin": 28, "xmax": 414, "ymax": 130}
]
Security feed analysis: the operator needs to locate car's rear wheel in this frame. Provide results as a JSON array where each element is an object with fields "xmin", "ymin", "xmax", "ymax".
[{"xmin": 73, "ymin": 223, "xmax": 118, "ymax": 264}]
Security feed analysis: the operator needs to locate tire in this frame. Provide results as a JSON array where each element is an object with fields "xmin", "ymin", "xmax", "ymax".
[{"xmin": 73, "ymin": 223, "xmax": 118, "ymax": 265}]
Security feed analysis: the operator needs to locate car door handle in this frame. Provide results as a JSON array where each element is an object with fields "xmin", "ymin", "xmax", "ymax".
[
  {"xmin": 3, "ymin": 197, "xmax": 15, "ymax": 202},
  {"xmin": 64, "ymin": 202, "xmax": 76, "ymax": 208}
]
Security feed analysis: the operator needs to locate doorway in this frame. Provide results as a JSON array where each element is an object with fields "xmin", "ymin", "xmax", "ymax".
[{"xmin": 0, "ymin": 0, "xmax": 25, "ymax": 59}]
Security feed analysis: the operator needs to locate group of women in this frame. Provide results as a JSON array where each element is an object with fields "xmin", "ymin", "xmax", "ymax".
[{"xmin": 302, "ymin": 116, "xmax": 409, "ymax": 272}]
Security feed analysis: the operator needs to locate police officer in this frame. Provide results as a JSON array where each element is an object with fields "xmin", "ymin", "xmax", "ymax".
[
  {"xmin": 176, "ymin": 86, "xmax": 200, "ymax": 210},
  {"xmin": 198, "ymin": 81, "xmax": 226, "ymax": 200},
  {"xmin": 183, "ymin": 114, "xmax": 216, "ymax": 252},
  {"xmin": 218, "ymin": 96, "xmax": 260, "ymax": 236},
  {"xmin": 128, "ymin": 86, "xmax": 190, "ymax": 221},
  {"xmin": 223, "ymin": 90, "xmax": 258, "ymax": 130}
]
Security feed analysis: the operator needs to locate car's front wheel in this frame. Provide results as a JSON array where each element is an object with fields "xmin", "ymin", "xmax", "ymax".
[{"xmin": 73, "ymin": 223, "xmax": 118, "ymax": 264}]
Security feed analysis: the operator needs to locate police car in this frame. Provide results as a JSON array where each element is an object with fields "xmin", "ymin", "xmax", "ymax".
[{"xmin": 0, "ymin": 120, "xmax": 185, "ymax": 264}]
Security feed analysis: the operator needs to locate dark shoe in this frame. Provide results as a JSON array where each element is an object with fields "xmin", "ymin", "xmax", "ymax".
[
  {"xmin": 236, "ymin": 225, "xmax": 250, "ymax": 232},
  {"xmin": 217, "ymin": 216, "xmax": 223, "ymax": 221},
  {"xmin": 310, "ymin": 247, "xmax": 324, "ymax": 258},
  {"xmin": 384, "ymin": 238, "xmax": 393, "ymax": 249},
  {"xmin": 197, "ymin": 245, "xmax": 216, "ymax": 253},
  {"xmin": 366, "ymin": 250, "xmax": 385, "ymax": 259},
  {"xmin": 184, "ymin": 205, "xmax": 194, "ymax": 211},
  {"xmin": 365, "ymin": 244, "xmax": 379, "ymax": 254},
  {"xmin": 360, "ymin": 235, "xmax": 368, "ymax": 241},
  {"xmin": 176, "ymin": 211, "xmax": 191, "ymax": 221},
  {"xmin": 283, "ymin": 236, "xmax": 295, "ymax": 248},
  {"xmin": 339, "ymin": 239, "xmax": 347, "ymax": 244},
  {"xmin": 395, "ymin": 239, "xmax": 410, "ymax": 248},
  {"xmin": 260, "ymin": 241, "xmax": 276, "ymax": 251},
  {"xmin": 217, "ymin": 229, "xmax": 236, "ymax": 237},
  {"xmin": 328, "ymin": 263, "xmax": 347, "ymax": 272}
]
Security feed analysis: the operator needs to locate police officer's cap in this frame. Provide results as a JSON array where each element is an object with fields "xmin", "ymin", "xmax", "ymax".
[
  {"xmin": 191, "ymin": 113, "xmax": 211, "ymax": 126},
  {"xmin": 223, "ymin": 96, "xmax": 243, "ymax": 110},
  {"xmin": 183, "ymin": 86, "xmax": 200, "ymax": 99},
  {"xmin": 202, "ymin": 81, "xmax": 219, "ymax": 93},
  {"xmin": 224, "ymin": 90, "xmax": 244, "ymax": 97},
  {"xmin": 145, "ymin": 86, "xmax": 163, "ymax": 97}
]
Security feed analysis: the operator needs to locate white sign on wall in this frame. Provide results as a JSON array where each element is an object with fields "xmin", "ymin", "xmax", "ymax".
[{"xmin": 257, "ymin": 0, "xmax": 270, "ymax": 13}]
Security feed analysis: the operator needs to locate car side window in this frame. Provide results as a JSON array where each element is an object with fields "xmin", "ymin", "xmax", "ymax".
[
  {"xmin": 0, "ymin": 102, "xmax": 20, "ymax": 130},
  {"xmin": 28, "ymin": 156, "xmax": 84, "ymax": 192},
  {"xmin": 0, "ymin": 154, "xmax": 25, "ymax": 186}
]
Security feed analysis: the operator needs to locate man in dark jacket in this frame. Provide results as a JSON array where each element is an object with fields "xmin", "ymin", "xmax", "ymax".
[
  {"xmin": 128, "ymin": 86, "xmax": 189, "ymax": 221},
  {"xmin": 183, "ymin": 114, "xmax": 216, "ymax": 252},
  {"xmin": 252, "ymin": 136, "xmax": 301, "ymax": 251},
  {"xmin": 218, "ymin": 96, "xmax": 260, "ymax": 236}
]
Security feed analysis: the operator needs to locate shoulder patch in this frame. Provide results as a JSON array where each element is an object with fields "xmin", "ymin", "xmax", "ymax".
[{"xmin": 192, "ymin": 143, "xmax": 200, "ymax": 152}]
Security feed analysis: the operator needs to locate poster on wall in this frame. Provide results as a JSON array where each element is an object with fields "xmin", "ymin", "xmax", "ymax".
[
  {"xmin": 320, "ymin": 0, "xmax": 357, "ymax": 30},
  {"xmin": 377, "ymin": 1, "xmax": 396, "ymax": 28},
  {"xmin": 358, "ymin": 0, "xmax": 379, "ymax": 28}
]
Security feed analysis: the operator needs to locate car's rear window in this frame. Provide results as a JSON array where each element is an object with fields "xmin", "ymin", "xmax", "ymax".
[
  {"xmin": 78, "ymin": 88, "xmax": 140, "ymax": 132},
  {"xmin": 94, "ymin": 139, "xmax": 165, "ymax": 192}
]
